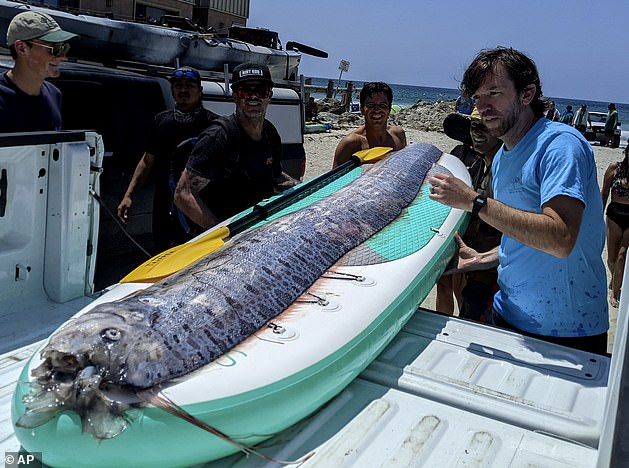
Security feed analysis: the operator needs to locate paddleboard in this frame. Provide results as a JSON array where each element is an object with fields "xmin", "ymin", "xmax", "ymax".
[{"xmin": 12, "ymin": 147, "xmax": 470, "ymax": 467}]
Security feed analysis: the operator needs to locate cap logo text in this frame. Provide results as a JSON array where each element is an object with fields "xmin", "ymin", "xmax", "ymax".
[{"xmin": 239, "ymin": 69, "xmax": 263, "ymax": 78}]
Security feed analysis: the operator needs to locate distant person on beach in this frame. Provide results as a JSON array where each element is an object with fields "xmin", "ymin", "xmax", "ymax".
[
  {"xmin": 175, "ymin": 62, "xmax": 298, "ymax": 230},
  {"xmin": 601, "ymin": 144, "xmax": 629, "ymax": 308},
  {"xmin": 117, "ymin": 66, "xmax": 219, "ymax": 252},
  {"xmin": 332, "ymin": 82, "xmax": 407, "ymax": 167},
  {"xmin": 572, "ymin": 104, "xmax": 592, "ymax": 134},
  {"xmin": 544, "ymin": 101, "xmax": 560, "ymax": 121},
  {"xmin": 604, "ymin": 103, "xmax": 619, "ymax": 148},
  {"xmin": 0, "ymin": 11, "xmax": 78, "ymax": 132},
  {"xmin": 428, "ymin": 46, "xmax": 608, "ymax": 355},
  {"xmin": 559, "ymin": 105, "xmax": 574, "ymax": 124},
  {"xmin": 455, "ymin": 94, "xmax": 474, "ymax": 115},
  {"xmin": 436, "ymin": 108, "xmax": 502, "ymax": 319},
  {"xmin": 305, "ymin": 96, "xmax": 318, "ymax": 122}
]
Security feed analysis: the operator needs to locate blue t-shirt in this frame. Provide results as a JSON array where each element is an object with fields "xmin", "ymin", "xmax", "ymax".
[
  {"xmin": 0, "ymin": 71, "xmax": 62, "ymax": 132},
  {"xmin": 492, "ymin": 118, "xmax": 608, "ymax": 337}
]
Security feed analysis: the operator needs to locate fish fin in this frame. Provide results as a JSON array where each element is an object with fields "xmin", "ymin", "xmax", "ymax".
[
  {"xmin": 15, "ymin": 408, "xmax": 62, "ymax": 428},
  {"xmin": 139, "ymin": 388, "xmax": 314, "ymax": 465},
  {"xmin": 82, "ymin": 399, "xmax": 128, "ymax": 440}
]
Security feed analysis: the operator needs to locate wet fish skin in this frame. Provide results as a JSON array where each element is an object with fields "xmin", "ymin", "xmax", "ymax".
[{"xmin": 18, "ymin": 143, "xmax": 442, "ymax": 438}]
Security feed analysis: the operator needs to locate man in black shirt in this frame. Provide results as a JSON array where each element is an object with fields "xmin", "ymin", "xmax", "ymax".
[
  {"xmin": 175, "ymin": 62, "xmax": 298, "ymax": 229},
  {"xmin": 117, "ymin": 66, "xmax": 218, "ymax": 251}
]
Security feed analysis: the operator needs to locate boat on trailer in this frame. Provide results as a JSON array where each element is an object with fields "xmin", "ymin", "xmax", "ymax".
[{"xmin": 0, "ymin": 0, "xmax": 326, "ymax": 81}]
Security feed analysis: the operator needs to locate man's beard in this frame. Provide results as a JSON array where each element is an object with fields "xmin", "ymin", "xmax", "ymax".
[{"xmin": 487, "ymin": 100, "xmax": 521, "ymax": 140}]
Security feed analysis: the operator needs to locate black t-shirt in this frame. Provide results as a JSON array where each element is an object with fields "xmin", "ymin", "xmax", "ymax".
[
  {"xmin": 0, "ymin": 72, "xmax": 62, "ymax": 132},
  {"xmin": 144, "ymin": 106, "xmax": 218, "ymax": 250},
  {"xmin": 186, "ymin": 113, "xmax": 283, "ymax": 222},
  {"xmin": 146, "ymin": 107, "xmax": 219, "ymax": 217}
]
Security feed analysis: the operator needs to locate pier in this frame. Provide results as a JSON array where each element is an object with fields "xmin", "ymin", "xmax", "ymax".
[{"xmin": 303, "ymin": 78, "xmax": 360, "ymax": 111}]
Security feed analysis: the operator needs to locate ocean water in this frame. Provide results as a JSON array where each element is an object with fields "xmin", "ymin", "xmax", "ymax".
[{"xmin": 308, "ymin": 77, "xmax": 629, "ymax": 132}]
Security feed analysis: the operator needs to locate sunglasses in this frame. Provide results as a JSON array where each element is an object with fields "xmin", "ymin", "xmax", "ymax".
[
  {"xmin": 172, "ymin": 70, "xmax": 199, "ymax": 79},
  {"xmin": 235, "ymin": 84, "xmax": 271, "ymax": 99},
  {"xmin": 27, "ymin": 41, "xmax": 71, "ymax": 57}
]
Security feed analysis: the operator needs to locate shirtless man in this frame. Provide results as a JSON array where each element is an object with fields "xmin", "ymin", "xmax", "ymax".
[{"xmin": 332, "ymin": 82, "xmax": 406, "ymax": 167}]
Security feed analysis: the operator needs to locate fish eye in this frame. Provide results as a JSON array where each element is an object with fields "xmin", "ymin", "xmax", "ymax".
[{"xmin": 102, "ymin": 328, "xmax": 122, "ymax": 342}]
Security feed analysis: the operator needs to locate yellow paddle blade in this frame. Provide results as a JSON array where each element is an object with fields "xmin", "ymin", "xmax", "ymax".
[
  {"xmin": 120, "ymin": 226, "xmax": 231, "ymax": 283},
  {"xmin": 354, "ymin": 146, "xmax": 393, "ymax": 164}
]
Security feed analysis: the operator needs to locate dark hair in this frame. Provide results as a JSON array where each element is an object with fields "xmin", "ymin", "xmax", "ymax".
[
  {"xmin": 360, "ymin": 82, "xmax": 393, "ymax": 107},
  {"xmin": 618, "ymin": 145, "xmax": 629, "ymax": 181},
  {"xmin": 460, "ymin": 47, "xmax": 545, "ymax": 118},
  {"xmin": 9, "ymin": 44, "xmax": 18, "ymax": 60}
]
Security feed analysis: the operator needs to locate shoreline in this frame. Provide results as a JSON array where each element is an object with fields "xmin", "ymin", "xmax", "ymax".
[{"xmin": 302, "ymin": 126, "xmax": 622, "ymax": 353}]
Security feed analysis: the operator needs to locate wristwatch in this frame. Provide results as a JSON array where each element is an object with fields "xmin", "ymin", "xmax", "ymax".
[{"xmin": 471, "ymin": 195, "xmax": 488, "ymax": 217}]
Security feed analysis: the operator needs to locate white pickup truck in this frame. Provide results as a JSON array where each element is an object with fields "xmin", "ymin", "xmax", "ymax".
[{"xmin": 0, "ymin": 131, "xmax": 627, "ymax": 467}]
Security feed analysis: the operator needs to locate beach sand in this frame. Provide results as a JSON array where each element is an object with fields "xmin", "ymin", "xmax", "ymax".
[{"xmin": 303, "ymin": 127, "xmax": 622, "ymax": 353}]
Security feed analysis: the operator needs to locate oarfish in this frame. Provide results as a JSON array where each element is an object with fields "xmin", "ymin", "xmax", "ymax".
[{"xmin": 16, "ymin": 143, "xmax": 442, "ymax": 439}]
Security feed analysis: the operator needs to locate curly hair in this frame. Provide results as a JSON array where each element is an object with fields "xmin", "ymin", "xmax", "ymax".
[{"xmin": 460, "ymin": 47, "xmax": 545, "ymax": 118}]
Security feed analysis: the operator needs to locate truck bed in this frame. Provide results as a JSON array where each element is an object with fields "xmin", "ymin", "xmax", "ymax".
[{"xmin": 3, "ymin": 306, "xmax": 625, "ymax": 467}]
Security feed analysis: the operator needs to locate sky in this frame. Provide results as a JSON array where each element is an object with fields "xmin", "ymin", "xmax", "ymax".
[{"xmin": 248, "ymin": 0, "xmax": 629, "ymax": 104}]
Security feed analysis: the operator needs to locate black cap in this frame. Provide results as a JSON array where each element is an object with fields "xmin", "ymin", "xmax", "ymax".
[
  {"xmin": 443, "ymin": 111, "xmax": 480, "ymax": 146},
  {"xmin": 168, "ymin": 66, "xmax": 201, "ymax": 84},
  {"xmin": 231, "ymin": 62, "xmax": 274, "ymax": 89}
]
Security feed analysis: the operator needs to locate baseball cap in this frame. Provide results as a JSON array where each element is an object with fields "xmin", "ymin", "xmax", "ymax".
[
  {"xmin": 168, "ymin": 66, "xmax": 201, "ymax": 84},
  {"xmin": 7, "ymin": 11, "xmax": 78, "ymax": 47},
  {"xmin": 230, "ymin": 62, "xmax": 274, "ymax": 90},
  {"xmin": 443, "ymin": 108, "xmax": 481, "ymax": 146}
]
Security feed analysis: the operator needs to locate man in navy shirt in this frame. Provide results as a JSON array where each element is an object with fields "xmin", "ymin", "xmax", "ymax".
[{"xmin": 0, "ymin": 11, "xmax": 77, "ymax": 132}]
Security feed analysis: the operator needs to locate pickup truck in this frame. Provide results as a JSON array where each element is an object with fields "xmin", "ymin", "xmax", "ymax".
[
  {"xmin": 586, "ymin": 111, "xmax": 622, "ymax": 148},
  {"xmin": 0, "ymin": 132, "xmax": 627, "ymax": 467}
]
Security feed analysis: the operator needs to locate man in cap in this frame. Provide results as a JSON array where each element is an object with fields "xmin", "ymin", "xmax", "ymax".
[
  {"xmin": 1, "ymin": 11, "xmax": 78, "ymax": 132},
  {"xmin": 175, "ymin": 62, "xmax": 298, "ymax": 230},
  {"xmin": 118, "ymin": 66, "xmax": 219, "ymax": 252},
  {"xmin": 436, "ymin": 108, "xmax": 502, "ymax": 320}
]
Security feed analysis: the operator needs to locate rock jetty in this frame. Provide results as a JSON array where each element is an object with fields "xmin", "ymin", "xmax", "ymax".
[{"xmin": 314, "ymin": 98, "xmax": 456, "ymax": 132}]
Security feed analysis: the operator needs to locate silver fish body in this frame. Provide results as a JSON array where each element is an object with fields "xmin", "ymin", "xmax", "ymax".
[{"xmin": 17, "ymin": 143, "xmax": 442, "ymax": 438}]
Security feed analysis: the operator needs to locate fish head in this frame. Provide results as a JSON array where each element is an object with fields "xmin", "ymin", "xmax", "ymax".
[
  {"xmin": 36, "ymin": 305, "xmax": 151, "ymax": 386},
  {"xmin": 16, "ymin": 302, "xmax": 159, "ymax": 439}
]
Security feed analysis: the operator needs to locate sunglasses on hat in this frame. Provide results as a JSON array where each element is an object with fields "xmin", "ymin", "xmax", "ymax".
[
  {"xmin": 27, "ymin": 40, "xmax": 70, "ymax": 57},
  {"xmin": 172, "ymin": 69, "xmax": 199, "ymax": 79},
  {"xmin": 235, "ymin": 83, "xmax": 271, "ymax": 99}
]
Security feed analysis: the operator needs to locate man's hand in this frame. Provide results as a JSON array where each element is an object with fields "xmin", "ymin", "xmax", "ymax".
[
  {"xmin": 428, "ymin": 173, "xmax": 477, "ymax": 211},
  {"xmin": 273, "ymin": 172, "xmax": 299, "ymax": 194},
  {"xmin": 117, "ymin": 196, "xmax": 132, "ymax": 223},
  {"xmin": 444, "ymin": 232, "xmax": 499, "ymax": 274}
]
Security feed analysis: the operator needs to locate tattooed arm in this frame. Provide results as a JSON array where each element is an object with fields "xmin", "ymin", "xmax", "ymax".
[{"xmin": 174, "ymin": 168, "xmax": 220, "ymax": 230}]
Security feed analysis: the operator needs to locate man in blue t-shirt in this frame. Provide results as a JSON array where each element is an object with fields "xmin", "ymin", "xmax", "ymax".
[
  {"xmin": 0, "ymin": 11, "xmax": 78, "ymax": 132},
  {"xmin": 428, "ymin": 47, "xmax": 608, "ymax": 355}
]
